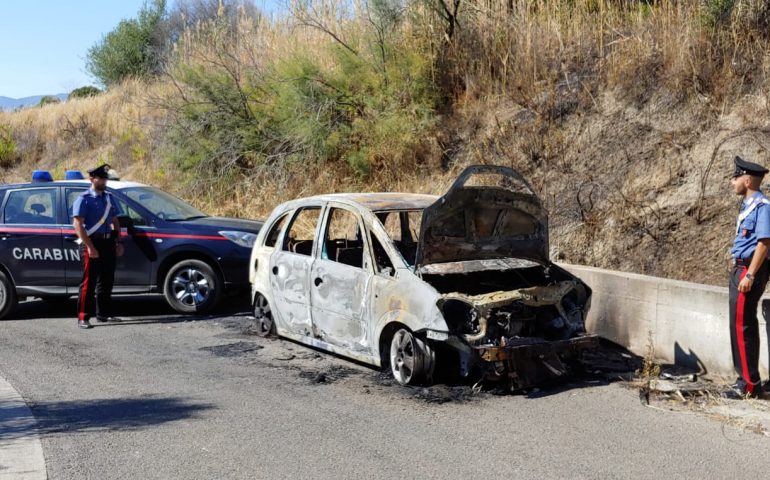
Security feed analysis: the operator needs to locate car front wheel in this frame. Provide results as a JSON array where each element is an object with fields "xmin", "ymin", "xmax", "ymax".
[
  {"xmin": 0, "ymin": 271, "xmax": 18, "ymax": 320},
  {"xmin": 389, "ymin": 328, "xmax": 435, "ymax": 386},
  {"xmin": 163, "ymin": 259, "xmax": 221, "ymax": 314}
]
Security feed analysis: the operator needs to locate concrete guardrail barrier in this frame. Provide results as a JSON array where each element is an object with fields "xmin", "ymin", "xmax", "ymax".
[{"xmin": 561, "ymin": 263, "xmax": 770, "ymax": 378}]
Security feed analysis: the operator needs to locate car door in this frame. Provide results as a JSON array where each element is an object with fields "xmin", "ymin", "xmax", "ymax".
[
  {"xmin": 309, "ymin": 205, "xmax": 373, "ymax": 352},
  {"xmin": 63, "ymin": 187, "xmax": 154, "ymax": 290},
  {"xmin": 0, "ymin": 186, "xmax": 67, "ymax": 288},
  {"xmin": 268, "ymin": 205, "xmax": 322, "ymax": 337}
]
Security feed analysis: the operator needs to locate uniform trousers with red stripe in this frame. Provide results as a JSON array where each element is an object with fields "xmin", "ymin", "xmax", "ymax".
[
  {"xmin": 77, "ymin": 237, "xmax": 117, "ymax": 321},
  {"xmin": 729, "ymin": 261, "xmax": 769, "ymax": 394}
]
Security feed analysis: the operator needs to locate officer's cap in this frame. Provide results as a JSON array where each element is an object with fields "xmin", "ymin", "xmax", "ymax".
[
  {"xmin": 87, "ymin": 164, "xmax": 111, "ymax": 179},
  {"xmin": 733, "ymin": 156, "xmax": 769, "ymax": 178}
]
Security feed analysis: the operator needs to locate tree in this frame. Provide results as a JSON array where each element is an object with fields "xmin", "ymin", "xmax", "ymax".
[
  {"xmin": 37, "ymin": 96, "xmax": 61, "ymax": 107},
  {"xmin": 68, "ymin": 86, "xmax": 102, "ymax": 100},
  {"xmin": 86, "ymin": 0, "xmax": 168, "ymax": 87}
]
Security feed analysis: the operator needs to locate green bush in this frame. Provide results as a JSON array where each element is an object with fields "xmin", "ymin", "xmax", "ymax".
[
  {"xmin": 86, "ymin": 0, "xmax": 167, "ymax": 87},
  {"xmin": 0, "ymin": 125, "xmax": 19, "ymax": 168},
  {"xmin": 701, "ymin": 0, "xmax": 736, "ymax": 29},
  {"xmin": 37, "ymin": 95, "xmax": 61, "ymax": 107},
  {"xmin": 163, "ymin": 7, "xmax": 438, "ymax": 181},
  {"xmin": 68, "ymin": 86, "xmax": 102, "ymax": 100}
]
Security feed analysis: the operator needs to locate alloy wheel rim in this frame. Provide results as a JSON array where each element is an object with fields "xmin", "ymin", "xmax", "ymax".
[
  {"xmin": 390, "ymin": 330, "xmax": 415, "ymax": 384},
  {"xmin": 171, "ymin": 268, "xmax": 211, "ymax": 306},
  {"xmin": 254, "ymin": 295, "xmax": 272, "ymax": 334}
]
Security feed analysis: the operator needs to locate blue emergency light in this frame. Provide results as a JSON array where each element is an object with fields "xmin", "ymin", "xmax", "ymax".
[
  {"xmin": 31, "ymin": 170, "xmax": 53, "ymax": 182},
  {"xmin": 65, "ymin": 170, "xmax": 84, "ymax": 180}
]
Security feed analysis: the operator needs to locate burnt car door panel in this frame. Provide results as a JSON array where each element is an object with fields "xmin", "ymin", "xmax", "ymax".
[
  {"xmin": 269, "ymin": 206, "xmax": 322, "ymax": 336},
  {"xmin": 309, "ymin": 205, "xmax": 373, "ymax": 352}
]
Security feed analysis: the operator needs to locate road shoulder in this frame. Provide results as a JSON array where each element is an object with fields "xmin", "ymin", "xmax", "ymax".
[{"xmin": 0, "ymin": 374, "xmax": 46, "ymax": 479}]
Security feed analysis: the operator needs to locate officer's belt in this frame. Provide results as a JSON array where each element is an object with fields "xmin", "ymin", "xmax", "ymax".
[
  {"xmin": 734, "ymin": 256, "xmax": 753, "ymax": 266},
  {"xmin": 89, "ymin": 233, "xmax": 114, "ymax": 240}
]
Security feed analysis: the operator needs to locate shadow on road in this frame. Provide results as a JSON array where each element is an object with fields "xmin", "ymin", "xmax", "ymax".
[
  {"xmin": 0, "ymin": 396, "xmax": 214, "ymax": 441},
  {"xmin": 8, "ymin": 294, "xmax": 252, "ymax": 323}
]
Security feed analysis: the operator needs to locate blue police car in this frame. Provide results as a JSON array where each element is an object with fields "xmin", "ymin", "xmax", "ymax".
[{"xmin": 0, "ymin": 170, "xmax": 262, "ymax": 319}]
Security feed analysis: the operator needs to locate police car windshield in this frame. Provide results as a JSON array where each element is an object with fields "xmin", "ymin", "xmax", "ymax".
[{"xmin": 122, "ymin": 187, "xmax": 207, "ymax": 221}]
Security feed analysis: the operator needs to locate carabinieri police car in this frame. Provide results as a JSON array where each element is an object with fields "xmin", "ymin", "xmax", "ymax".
[{"xmin": 0, "ymin": 170, "xmax": 262, "ymax": 319}]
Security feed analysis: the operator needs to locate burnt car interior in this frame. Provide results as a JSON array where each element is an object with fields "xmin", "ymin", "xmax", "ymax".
[
  {"xmin": 283, "ymin": 207, "xmax": 320, "ymax": 256},
  {"xmin": 323, "ymin": 208, "xmax": 365, "ymax": 268}
]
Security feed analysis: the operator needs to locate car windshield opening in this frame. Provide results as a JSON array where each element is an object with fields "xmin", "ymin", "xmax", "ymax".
[{"xmin": 122, "ymin": 187, "xmax": 207, "ymax": 221}]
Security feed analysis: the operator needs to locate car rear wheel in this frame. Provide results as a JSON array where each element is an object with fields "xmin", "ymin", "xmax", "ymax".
[
  {"xmin": 163, "ymin": 259, "xmax": 221, "ymax": 314},
  {"xmin": 252, "ymin": 293, "xmax": 275, "ymax": 337},
  {"xmin": 389, "ymin": 328, "xmax": 435, "ymax": 386},
  {"xmin": 0, "ymin": 271, "xmax": 18, "ymax": 320}
]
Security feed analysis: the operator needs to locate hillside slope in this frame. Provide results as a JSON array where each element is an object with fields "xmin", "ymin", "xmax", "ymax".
[{"xmin": 2, "ymin": 0, "xmax": 770, "ymax": 286}]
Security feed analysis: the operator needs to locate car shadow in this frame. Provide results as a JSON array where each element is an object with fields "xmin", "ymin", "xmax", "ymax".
[
  {"xmin": 9, "ymin": 294, "xmax": 252, "ymax": 323},
  {"xmin": 0, "ymin": 396, "xmax": 214, "ymax": 441}
]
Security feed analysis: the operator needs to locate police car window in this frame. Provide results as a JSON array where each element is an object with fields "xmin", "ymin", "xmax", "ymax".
[
  {"xmin": 4, "ymin": 188, "xmax": 56, "ymax": 225},
  {"xmin": 264, "ymin": 214, "xmax": 288, "ymax": 248},
  {"xmin": 282, "ymin": 207, "xmax": 321, "ymax": 256},
  {"xmin": 111, "ymin": 197, "xmax": 148, "ymax": 227},
  {"xmin": 122, "ymin": 187, "xmax": 205, "ymax": 221},
  {"xmin": 323, "ymin": 208, "xmax": 364, "ymax": 268}
]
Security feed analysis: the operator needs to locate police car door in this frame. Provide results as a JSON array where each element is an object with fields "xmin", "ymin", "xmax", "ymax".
[
  {"xmin": 0, "ymin": 186, "xmax": 67, "ymax": 289},
  {"xmin": 309, "ymin": 205, "xmax": 373, "ymax": 352},
  {"xmin": 269, "ymin": 206, "xmax": 321, "ymax": 336}
]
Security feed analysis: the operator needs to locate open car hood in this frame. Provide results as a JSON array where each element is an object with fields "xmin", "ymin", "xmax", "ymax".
[{"xmin": 415, "ymin": 165, "xmax": 549, "ymax": 271}]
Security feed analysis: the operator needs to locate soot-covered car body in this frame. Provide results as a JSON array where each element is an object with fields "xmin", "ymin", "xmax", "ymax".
[{"xmin": 249, "ymin": 165, "xmax": 597, "ymax": 388}]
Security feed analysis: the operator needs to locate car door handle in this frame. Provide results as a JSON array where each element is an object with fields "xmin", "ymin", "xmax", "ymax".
[
  {"xmin": 0, "ymin": 234, "xmax": 9, "ymax": 240},
  {"xmin": 64, "ymin": 236, "xmax": 79, "ymax": 243},
  {"xmin": 272, "ymin": 266, "xmax": 278, "ymax": 275},
  {"xmin": 314, "ymin": 277, "xmax": 323, "ymax": 287}
]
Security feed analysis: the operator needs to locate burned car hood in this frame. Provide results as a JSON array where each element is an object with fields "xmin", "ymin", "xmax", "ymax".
[{"xmin": 415, "ymin": 165, "xmax": 548, "ymax": 270}]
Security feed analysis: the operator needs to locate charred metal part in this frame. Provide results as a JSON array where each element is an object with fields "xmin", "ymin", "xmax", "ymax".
[
  {"xmin": 416, "ymin": 165, "xmax": 549, "ymax": 269},
  {"xmin": 418, "ymin": 258, "xmax": 540, "ymax": 275},
  {"xmin": 437, "ymin": 281, "xmax": 578, "ymax": 344},
  {"xmin": 477, "ymin": 335, "xmax": 599, "ymax": 362}
]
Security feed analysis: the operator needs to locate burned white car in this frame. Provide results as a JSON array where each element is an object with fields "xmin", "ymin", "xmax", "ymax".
[{"xmin": 249, "ymin": 166, "xmax": 597, "ymax": 388}]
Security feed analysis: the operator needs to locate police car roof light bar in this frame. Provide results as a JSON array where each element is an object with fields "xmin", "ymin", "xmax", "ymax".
[
  {"xmin": 64, "ymin": 170, "xmax": 84, "ymax": 180},
  {"xmin": 31, "ymin": 170, "xmax": 53, "ymax": 182}
]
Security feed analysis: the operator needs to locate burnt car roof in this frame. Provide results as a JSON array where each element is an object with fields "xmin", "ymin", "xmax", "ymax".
[{"xmin": 283, "ymin": 193, "xmax": 438, "ymax": 211}]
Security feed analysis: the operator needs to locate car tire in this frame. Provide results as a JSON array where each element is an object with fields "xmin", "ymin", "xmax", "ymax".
[
  {"xmin": 0, "ymin": 270, "xmax": 18, "ymax": 320},
  {"xmin": 252, "ymin": 293, "xmax": 275, "ymax": 337},
  {"xmin": 389, "ymin": 328, "xmax": 435, "ymax": 386},
  {"xmin": 163, "ymin": 259, "xmax": 221, "ymax": 314}
]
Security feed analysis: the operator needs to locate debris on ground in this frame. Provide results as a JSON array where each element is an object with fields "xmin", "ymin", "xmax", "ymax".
[
  {"xmin": 298, "ymin": 365, "xmax": 359, "ymax": 384},
  {"xmin": 199, "ymin": 341, "xmax": 263, "ymax": 357}
]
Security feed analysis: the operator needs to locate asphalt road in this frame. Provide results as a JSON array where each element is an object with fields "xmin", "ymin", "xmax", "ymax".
[{"xmin": 1, "ymin": 296, "xmax": 770, "ymax": 479}]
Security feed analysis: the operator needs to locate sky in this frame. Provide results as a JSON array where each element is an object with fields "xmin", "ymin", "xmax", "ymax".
[{"xmin": 0, "ymin": 0, "xmax": 281, "ymax": 99}]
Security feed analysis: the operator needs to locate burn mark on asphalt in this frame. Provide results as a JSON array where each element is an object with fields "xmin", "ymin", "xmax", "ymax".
[
  {"xmin": 200, "ymin": 341, "xmax": 263, "ymax": 357},
  {"xmin": 298, "ymin": 365, "xmax": 360, "ymax": 384}
]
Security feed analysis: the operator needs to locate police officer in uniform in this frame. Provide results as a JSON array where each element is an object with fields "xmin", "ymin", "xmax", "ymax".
[
  {"xmin": 728, "ymin": 156, "xmax": 770, "ymax": 397},
  {"xmin": 72, "ymin": 164, "xmax": 125, "ymax": 329}
]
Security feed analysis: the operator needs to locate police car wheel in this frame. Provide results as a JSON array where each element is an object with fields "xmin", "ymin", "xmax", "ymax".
[
  {"xmin": 252, "ymin": 293, "xmax": 275, "ymax": 337},
  {"xmin": 163, "ymin": 259, "xmax": 221, "ymax": 314},
  {"xmin": 0, "ymin": 271, "xmax": 18, "ymax": 320}
]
